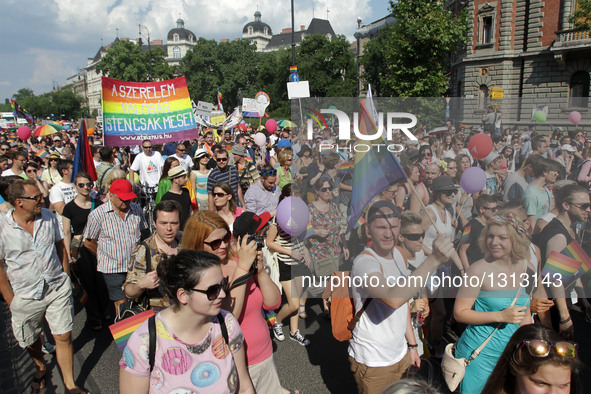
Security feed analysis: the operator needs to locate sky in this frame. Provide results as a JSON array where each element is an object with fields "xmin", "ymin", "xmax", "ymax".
[{"xmin": 0, "ymin": 0, "xmax": 392, "ymax": 103}]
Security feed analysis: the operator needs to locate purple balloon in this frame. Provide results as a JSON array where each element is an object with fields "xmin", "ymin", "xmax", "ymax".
[
  {"xmin": 460, "ymin": 167, "xmax": 487, "ymax": 194},
  {"xmin": 276, "ymin": 196, "xmax": 310, "ymax": 236}
]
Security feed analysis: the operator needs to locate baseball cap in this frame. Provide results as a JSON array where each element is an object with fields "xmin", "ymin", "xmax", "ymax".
[
  {"xmin": 168, "ymin": 166, "xmax": 187, "ymax": 179},
  {"xmin": 367, "ymin": 200, "xmax": 401, "ymax": 223},
  {"xmin": 560, "ymin": 144, "xmax": 576, "ymax": 153},
  {"xmin": 483, "ymin": 151, "xmax": 500, "ymax": 166},
  {"xmin": 109, "ymin": 179, "xmax": 137, "ymax": 201},
  {"xmin": 233, "ymin": 211, "xmax": 271, "ymax": 238},
  {"xmin": 194, "ymin": 148, "xmax": 209, "ymax": 159},
  {"xmin": 431, "ymin": 175, "xmax": 457, "ymax": 191},
  {"xmin": 231, "ymin": 145, "xmax": 247, "ymax": 157}
]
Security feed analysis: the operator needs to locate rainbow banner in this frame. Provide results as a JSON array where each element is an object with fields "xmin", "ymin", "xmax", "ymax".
[
  {"xmin": 460, "ymin": 225, "xmax": 471, "ymax": 244},
  {"xmin": 101, "ymin": 76, "xmax": 198, "ymax": 146},
  {"xmin": 542, "ymin": 251, "xmax": 581, "ymax": 281},
  {"xmin": 109, "ymin": 309, "xmax": 155, "ymax": 351}
]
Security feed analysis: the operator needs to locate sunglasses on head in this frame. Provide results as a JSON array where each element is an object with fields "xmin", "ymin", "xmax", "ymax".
[
  {"xmin": 216, "ymin": 157, "xmax": 228, "ymax": 162},
  {"xmin": 518, "ymin": 339, "xmax": 578, "ymax": 359},
  {"xmin": 261, "ymin": 169, "xmax": 277, "ymax": 177},
  {"xmin": 203, "ymin": 232, "xmax": 231, "ymax": 250},
  {"xmin": 77, "ymin": 182, "xmax": 93, "ymax": 188},
  {"xmin": 401, "ymin": 231, "xmax": 425, "ymax": 241},
  {"xmin": 18, "ymin": 193, "xmax": 44, "ymax": 202},
  {"xmin": 190, "ymin": 276, "xmax": 229, "ymax": 301}
]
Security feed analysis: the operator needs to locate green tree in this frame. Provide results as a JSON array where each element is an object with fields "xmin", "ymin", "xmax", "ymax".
[
  {"xmin": 362, "ymin": 0, "xmax": 469, "ymax": 97},
  {"xmin": 298, "ymin": 34, "xmax": 357, "ymax": 97},
  {"xmin": 570, "ymin": 0, "xmax": 591, "ymax": 30},
  {"xmin": 96, "ymin": 39, "xmax": 174, "ymax": 82}
]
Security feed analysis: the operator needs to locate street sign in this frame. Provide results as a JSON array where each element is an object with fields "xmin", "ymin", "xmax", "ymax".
[
  {"xmin": 287, "ymin": 81, "xmax": 310, "ymax": 99},
  {"xmin": 194, "ymin": 101, "xmax": 214, "ymax": 117},
  {"xmin": 289, "ymin": 73, "xmax": 300, "ymax": 82},
  {"xmin": 489, "ymin": 87, "xmax": 504, "ymax": 100}
]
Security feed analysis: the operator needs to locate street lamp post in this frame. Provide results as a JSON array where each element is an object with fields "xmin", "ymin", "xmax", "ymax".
[{"xmin": 139, "ymin": 24, "xmax": 153, "ymax": 81}]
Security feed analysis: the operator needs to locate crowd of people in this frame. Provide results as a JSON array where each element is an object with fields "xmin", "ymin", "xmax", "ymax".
[{"xmin": 0, "ymin": 118, "xmax": 588, "ymax": 393}]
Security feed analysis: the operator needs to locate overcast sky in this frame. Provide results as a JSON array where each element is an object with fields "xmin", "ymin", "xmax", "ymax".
[{"xmin": 0, "ymin": 0, "xmax": 391, "ymax": 102}]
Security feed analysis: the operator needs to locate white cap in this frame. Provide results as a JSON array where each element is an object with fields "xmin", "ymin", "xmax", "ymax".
[{"xmin": 560, "ymin": 144, "xmax": 576, "ymax": 153}]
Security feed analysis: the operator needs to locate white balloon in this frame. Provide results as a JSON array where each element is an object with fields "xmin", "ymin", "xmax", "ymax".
[{"xmin": 254, "ymin": 132, "xmax": 266, "ymax": 147}]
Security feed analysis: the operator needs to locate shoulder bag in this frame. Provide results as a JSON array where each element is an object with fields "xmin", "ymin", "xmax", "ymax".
[{"xmin": 115, "ymin": 241, "xmax": 152, "ymax": 323}]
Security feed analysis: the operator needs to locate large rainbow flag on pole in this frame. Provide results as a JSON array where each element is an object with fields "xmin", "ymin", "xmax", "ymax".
[
  {"xmin": 10, "ymin": 99, "xmax": 34, "ymax": 126},
  {"xmin": 71, "ymin": 119, "xmax": 98, "ymax": 181},
  {"xmin": 101, "ymin": 76, "xmax": 198, "ymax": 146},
  {"xmin": 346, "ymin": 88, "xmax": 408, "ymax": 232}
]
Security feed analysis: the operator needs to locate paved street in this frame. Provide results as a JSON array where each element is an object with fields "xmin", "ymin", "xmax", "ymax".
[{"xmin": 3, "ymin": 295, "xmax": 591, "ymax": 393}]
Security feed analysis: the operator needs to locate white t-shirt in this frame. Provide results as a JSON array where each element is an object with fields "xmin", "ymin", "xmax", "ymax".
[
  {"xmin": 49, "ymin": 181, "xmax": 77, "ymax": 230},
  {"xmin": 130, "ymin": 151, "xmax": 164, "ymax": 187},
  {"xmin": 171, "ymin": 153, "xmax": 192, "ymax": 172},
  {"xmin": 348, "ymin": 247, "xmax": 410, "ymax": 367},
  {"xmin": 1, "ymin": 169, "xmax": 25, "ymax": 177}
]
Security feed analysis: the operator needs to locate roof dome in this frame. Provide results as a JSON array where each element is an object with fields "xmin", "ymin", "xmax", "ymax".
[
  {"xmin": 243, "ymin": 11, "xmax": 272, "ymax": 35},
  {"xmin": 167, "ymin": 18, "xmax": 196, "ymax": 42}
]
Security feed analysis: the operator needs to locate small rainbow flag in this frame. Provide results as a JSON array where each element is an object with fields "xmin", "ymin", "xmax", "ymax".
[
  {"xmin": 289, "ymin": 65, "xmax": 298, "ymax": 73},
  {"xmin": 263, "ymin": 309, "xmax": 276, "ymax": 326},
  {"xmin": 303, "ymin": 223, "xmax": 315, "ymax": 239},
  {"xmin": 340, "ymin": 161, "xmax": 354, "ymax": 173},
  {"xmin": 244, "ymin": 156, "xmax": 254, "ymax": 163},
  {"xmin": 109, "ymin": 309, "xmax": 155, "ymax": 351},
  {"xmin": 460, "ymin": 225, "xmax": 471, "ymax": 244},
  {"xmin": 542, "ymin": 251, "xmax": 581, "ymax": 281},
  {"xmin": 562, "ymin": 240, "xmax": 591, "ymax": 276},
  {"xmin": 35, "ymin": 149, "xmax": 49, "ymax": 159}
]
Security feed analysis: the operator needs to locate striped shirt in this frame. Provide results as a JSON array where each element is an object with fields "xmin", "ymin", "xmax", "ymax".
[
  {"xmin": 207, "ymin": 166, "xmax": 240, "ymax": 197},
  {"xmin": 84, "ymin": 200, "xmax": 148, "ymax": 274},
  {"xmin": 0, "ymin": 208, "xmax": 67, "ymax": 300}
]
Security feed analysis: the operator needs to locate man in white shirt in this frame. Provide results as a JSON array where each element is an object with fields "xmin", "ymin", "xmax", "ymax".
[
  {"xmin": 348, "ymin": 201, "xmax": 454, "ymax": 394},
  {"xmin": 1, "ymin": 151, "xmax": 26, "ymax": 178},
  {"xmin": 170, "ymin": 142, "xmax": 192, "ymax": 172},
  {"xmin": 129, "ymin": 140, "xmax": 164, "ymax": 189},
  {"xmin": 49, "ymin": 160, "xmax": 77, "ymax": 228}
]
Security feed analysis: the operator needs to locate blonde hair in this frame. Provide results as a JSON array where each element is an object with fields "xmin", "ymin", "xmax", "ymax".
[
  {"xmin": 180, "ymin": 211, "xmax": 229, "ymax": 251},
  {"xmin": 105, "ymin": 169, "xmax": 126, "ymax": 190},
  {"xmin": 479, "ymin": 219, "xmax": 530, "ymax": 261},
  {"xmin": 278, "ymin": 149, "xmax": 292, "ymax": 167}
]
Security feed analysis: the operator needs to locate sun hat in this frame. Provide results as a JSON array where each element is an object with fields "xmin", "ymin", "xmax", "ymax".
[{"xmin": 168, "ymin": 166, "xmax": 187, "ymax": 179}]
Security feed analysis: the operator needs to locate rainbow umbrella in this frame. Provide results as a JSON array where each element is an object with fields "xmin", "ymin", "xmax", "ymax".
[
  {"xmin": 34, "ymin": 123, "xmax": 64, "ymax": 137},
  {"xmin": 278, "ymin": 120, "xmax": 297, "ymax": 128}
]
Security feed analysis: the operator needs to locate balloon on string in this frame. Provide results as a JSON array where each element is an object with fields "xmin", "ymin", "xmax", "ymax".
[
  {"xmin": 254, "ymin": 132, "xmax": 266, "ymax": 147},
  {"xmin": 460, "ymin": 167, "xmax": 487, "ymax": 194},
  {"xmin": 238, "ymin": 123, "xmax": 247, "ymax": 132},
  {"xmin": 265, "ymin": 119, "xmax": 277, "ymax": 134},
  {"xmin": 533, "ymin": 110, "xmax": 546, "ymax": 123},
  {"xmin": 467, "ymin": 133, "xmax": 493, "ymax": 160},
  {"xmin": 87, "ymin": 127, "xmax": 95, "ymax": 136},
  {"xmin": 17, "ymin": 126, "xmax": 32, "ymax": 141},
  {"xmin": 276, "ymin": 196, "xmax": 310, "ymax": 236},
  {"xmin": 569, "ymin": 111, "xmax": 582, "ymax": 125}
]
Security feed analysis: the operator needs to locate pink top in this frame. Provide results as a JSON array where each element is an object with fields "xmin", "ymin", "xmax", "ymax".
[
  {"xmin": 238, "ymin": 276, "xmax": 281, "ymax": 366},
  {"xmin": 578, "ymin": 160, "xmax": 591, "ymax": 184}
]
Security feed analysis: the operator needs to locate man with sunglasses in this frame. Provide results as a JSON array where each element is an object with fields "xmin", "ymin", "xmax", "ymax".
[
  {"xmin": 459, "ymin": 195, "xmax": 498, "ymax": 268},
  {"xmin": 170, "ymin": 142, "xmax": 192, "ymax": 172},
  {"xmin": 129, "ymin": 139, "xmax": 164, "ymax": 189},
  {"xmin": 349, "ymin": 201, "xmax": 455, "ymax": 394},
  {"xmin": 207, "ymin": 149, "xmax": 245, "ymax": 210},
  {"xmin": 0, "ymin": 179, "xmax": 89, "ymax": 393},
  {"xmin": 244, "ymin": 164, "xmax": 280, "ymax": 217},
  {"xmin": 84, "ymin": 179, "xmax": 148, "ymax": 314}
]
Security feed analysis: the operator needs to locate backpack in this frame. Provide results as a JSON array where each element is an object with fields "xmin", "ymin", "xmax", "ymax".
[
  {"xmin": 322, "ymin": 250, "xmax": 382, "ymax": 342},
  {"xmin": 568, "ymin": 159, "xmax": 591, "ymax": 183}
]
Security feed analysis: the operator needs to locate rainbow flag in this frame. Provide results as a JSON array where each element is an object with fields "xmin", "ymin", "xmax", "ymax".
[
  {"xmin": 290, "ymin": 65, "xmax": 298, "ymax": 73},
  {"xmin": 217, "ymin": 85, "xmax": 224, "ymax": 113},
  {"xmin": 303, "ymin": 223, "xmax": 315, "ymax": 239},
  {"xmin": 10, "ymin": 99, "xmax": 34, "ymax": 126},
  {"xmin": 35, "ymin": 149, "xmax": 49, "ymax": 159},
  {"xmin": 101, "ymin": 76, "xmax": 198, "ymax": 146},
  {"xmin": 562, "ymin": 240, "xmax": 591, "ymax": 276},
  {"xmin": 340, "ymin": 161, "xmax": 354, "ymax": 173},
  {"xmin": 460, "ymin": 225, "xmax": 471, "ymax": 244},
  {"xmin": 71, "ymin": 119, "xmax": 98, "ymax": 181},
  {"xmin": 346, "ymin": 92, "xmax": 408, "ymax": 232},
  {"xmin": 109, "ymin": 309, "xmax": 155, "ymax": 351},
  {"xmin": 542, "ymin": 251, "xmax": 581, "ymax": 281},
  {"xmin": 244, "ymin": 156, "xmax": 254, "ymax": 163}
]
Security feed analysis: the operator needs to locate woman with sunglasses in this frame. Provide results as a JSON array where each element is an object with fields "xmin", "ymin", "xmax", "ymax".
[
  {"xmin": 213, "ymin": 182, "xmax": 242, "ymax": 232},
  {"xmin": 276, "ymin": 149, "xmax": 294, "ymax": 191},
  {"xmin": 453, "ymin": 215, "xmax": 535, "ymax": 394},
  {"xmin": 193, "ymin": 148, "xmax": 212, "ymax": 210},
  {"xmin": 62, "ymin": 171, "xmax": 108, "ymax": 330},
  {"xmin": 155, "ymin": 157, "xmax": 180, "ymax": 203},
  {"xmin": 481, "ymin": 324, "xmax": 579, "ymax": 394},
  {"xmin": 119, "ymin": 249, "xmax": 254, "ymax": 393},
  {"xmin": 23, "ymin": 162, "xmax": 49, "ymax": 200},
  {"xmin": 181, "ymin": 211, "xmax": 287, "ymax": 393},
  {"xmin": 41, "ymin": 153, "xmax": 62, "ymax": 188}
]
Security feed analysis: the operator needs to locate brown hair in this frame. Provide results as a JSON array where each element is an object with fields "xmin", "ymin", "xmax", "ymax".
[
  {"xmin": 180, "ymin": 211, "xmax": 229, "ymax": 251},
  {"xmin": 213, "ymin": 182, "xmax": 237, "ymax": 214}
]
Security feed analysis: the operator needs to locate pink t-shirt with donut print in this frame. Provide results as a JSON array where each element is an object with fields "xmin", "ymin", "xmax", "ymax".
[{"xmin": 120, "ymin": 310, "xmax": 244, "ymax": 393}]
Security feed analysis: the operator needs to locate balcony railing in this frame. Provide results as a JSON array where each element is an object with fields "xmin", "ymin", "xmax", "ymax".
[{"xmin": 553, "ymin": 29, "xmax": 591, "ymax": 49}]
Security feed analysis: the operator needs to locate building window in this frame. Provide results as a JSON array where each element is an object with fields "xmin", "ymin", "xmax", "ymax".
[
  {"xmin": 248, "ymin": 26, "xmax": 253, "ymax": 35},
  {"xmin": 479, "ymin": 84, "xmax": 489, "ymax": 109},
  {"xmin": 173, "ymin": 33, "xmax": 179, "ymax": 42},
  {"xmin": 482, "ymin": 17, "xmax": 493, "ymax": 44},
  {"xmin": 173, "ymin": 46, "xmax": 181, "ymax": 58},
  {"xmin": 264, "ymin": 27, "xmax": 268, "ymax": 35},
  {"xmin": 570, "ymin": 71, "xmax": 590, "ymax": 108},
  {"xmin": 189, "ymin": 35, "xmax": 194, "ymax": 43}
]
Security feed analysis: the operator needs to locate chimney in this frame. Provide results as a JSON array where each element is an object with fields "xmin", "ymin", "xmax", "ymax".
[
  {"xmin": 301, "ymin": 25, "xmax": 305, "ymax": 31},
  {"xmin": 281, "ymin": 28, "xmax": 292, "ymax": 34}
]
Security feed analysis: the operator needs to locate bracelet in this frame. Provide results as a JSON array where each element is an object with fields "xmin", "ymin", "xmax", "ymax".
[
  {"xmin": 236, "ymin": 265, "xmax": 250, "ymax": 273},
  {"xmin": 559, "ymin": 316, "xmax": 572, "ymax": 325},
  {"xmin": 408, "ymin": 343, "xmax": 418, "ymax": 349}
]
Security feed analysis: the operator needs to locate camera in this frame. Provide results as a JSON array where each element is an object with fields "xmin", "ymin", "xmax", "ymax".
[{"xmin": 248, "ymin": 235, "xmax": 265, "ymax": 250}]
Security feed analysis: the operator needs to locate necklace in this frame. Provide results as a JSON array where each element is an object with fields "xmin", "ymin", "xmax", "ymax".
[{"xmin": 185, "ymin": 333, "xmax": 212, "ymax": 354}]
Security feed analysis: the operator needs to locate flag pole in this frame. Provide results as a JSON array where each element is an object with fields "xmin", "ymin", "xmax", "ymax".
[{"xmin": 405, "ymin": 179, "xmax": 439, "ymax": 232}]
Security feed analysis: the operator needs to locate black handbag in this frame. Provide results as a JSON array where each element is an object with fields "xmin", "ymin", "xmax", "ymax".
[{"xmin": 115, "ymin": 241, "xmax": 152, "ymax": 323}]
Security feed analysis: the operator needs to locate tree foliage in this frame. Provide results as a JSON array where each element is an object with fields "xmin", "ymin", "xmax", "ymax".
[
  {"xmin": 96, "ymin": 39, "xmax": 174, "ymax": 82},
  {"xmin": 362, "ymin": 0, "xmax": 469, "ymax": 97},
  {"xmin": 6, "ymin": 87, "xmax": 84, "ymax": 120},
  {"xmin": 570, "ymin": 0, "xmax": 591, "ymax": 31}
]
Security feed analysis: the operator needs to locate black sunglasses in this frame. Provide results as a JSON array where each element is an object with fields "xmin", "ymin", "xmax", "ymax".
[
  {"xmin": 190, "ymin": 276, "xmax": 229, "ymax": 301},
  {"xmin": 77, "ymin": 182, "xmax": 93, "ymax": 188},
  {"xmin": 319, "ymin": 186, "xmax": 333, "ymax": 193},
  {"xmin": 442, "ymin": 189, "xmax": 457, "ymax": 196},
  {"xmin": 401, "ymin": 232, "xmax": 425, "ymax": 241},
  {"xmin": 142, "ymin": 145, "xmax": 153, "ymax": 149},
  {"xmin": 203, "ymin": 232, "xmax": 232, "ymax": 250},
  {"xmin": 570, "ymin": 202, "xmax": 591, "ymax": 210},
  {"xmin": 213, "ymin": 192, "xmax": 228, "ymax": 198},
  {"xmin": 483, "ymin": 206, "xmax": 498, "ymax": 212},
  {"xmin": 18, "ymin": 193, "xmax": 44, "ymax": 202},
  {"xmin": 177, "ymin": 149, "xmax": 186, "ymax": 152},
  {"xmin": 216, "ymin": 157, "xmax": 228, "ymax": 162}
]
